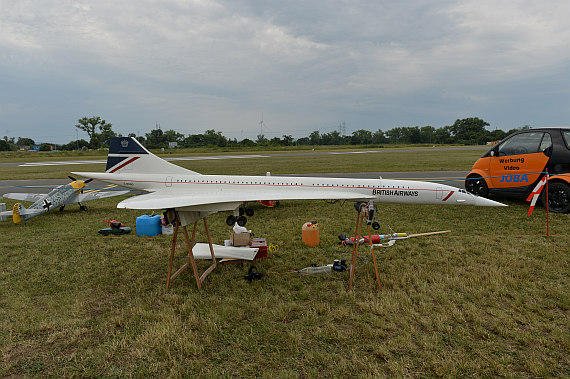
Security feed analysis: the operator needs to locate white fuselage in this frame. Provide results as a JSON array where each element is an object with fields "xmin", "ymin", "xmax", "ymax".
[{"xmin": 81, "ymin": 171, "xmax": 498, "ymax": 207}]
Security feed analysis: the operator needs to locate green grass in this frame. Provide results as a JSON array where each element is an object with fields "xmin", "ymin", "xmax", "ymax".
[{"xmin": 1, "ymin": 149, "xmax": 568, "ymax": 377}]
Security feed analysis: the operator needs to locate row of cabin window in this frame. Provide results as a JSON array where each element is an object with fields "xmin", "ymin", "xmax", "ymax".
[{"xmin": 173, "ymin": 179, "xmax": 410, "ymax": 189}]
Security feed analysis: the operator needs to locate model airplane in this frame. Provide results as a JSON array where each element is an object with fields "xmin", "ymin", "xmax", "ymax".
[
  {"xmin": 1, "ymin": 176, "xmax": 130, "ymax": 223},
  {"xmin": 70, "ymin": 137, "xmax": 505, "ymax": 227}
]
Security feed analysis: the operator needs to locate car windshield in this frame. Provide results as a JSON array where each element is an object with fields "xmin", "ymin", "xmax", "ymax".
[{"xmin": 563, "ymin": 130, "xmax": 570, "ymax": 149}]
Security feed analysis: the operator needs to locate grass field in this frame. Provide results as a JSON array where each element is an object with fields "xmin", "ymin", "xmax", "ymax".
[{"xmin": 1, "ymin": 148, "xmax": 568, "ymax": 377}]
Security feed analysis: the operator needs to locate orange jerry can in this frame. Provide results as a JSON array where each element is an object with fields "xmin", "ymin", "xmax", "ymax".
[{"xmin": 302, "ymin": 221, "xmax": 320, "ymax": 246}]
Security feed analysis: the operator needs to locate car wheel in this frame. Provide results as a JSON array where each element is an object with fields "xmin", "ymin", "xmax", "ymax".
[
  {"xmin": 542, "ymin": 182, "xmax": 570, "ymax": 213},
  {"xmin": 465, "ymin": 175, "xmax": 489, "ymax": 197}
]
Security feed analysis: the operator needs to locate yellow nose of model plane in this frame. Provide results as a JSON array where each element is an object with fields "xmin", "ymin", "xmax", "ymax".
[{"xmin": 69, "ymin": 180, "xmax": 86, "ymax": 191}]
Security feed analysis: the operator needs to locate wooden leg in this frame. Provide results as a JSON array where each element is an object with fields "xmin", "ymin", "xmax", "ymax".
[
  {"xmin": 182, "ymin": 221, "xmax": 201, "ymax": 289},
  {"xmin": 166, "ymin": 219, "xmax": 180, "ymax": 289},
  {"xmin": 198, "ymin": 217, "xmax": 217, "ymax": 284},
  {"xmin": 349, "ymin": 209, "xmax": 363, "ymax": 290},
  {"xmin": 367, "ymin": 223, "xmax": 382, "ymax": 291}
]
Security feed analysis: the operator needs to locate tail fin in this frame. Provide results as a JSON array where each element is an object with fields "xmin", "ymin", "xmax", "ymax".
[
  {"xmin": 105, "ymin": 137, "xmax": 200, "ymax": 175},
  {"xmin": 13, "ymin": 203, "xmax": 24, "ymax": 223}
]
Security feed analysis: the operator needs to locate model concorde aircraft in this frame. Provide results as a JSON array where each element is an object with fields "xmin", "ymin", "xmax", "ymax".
[
  {"xmin": 1, "ymin": 177, "xmax": 130, "ymax": 223},
  {"xmin": 69, "ymin": 137, "xmax": 505, "ymax": 227}
]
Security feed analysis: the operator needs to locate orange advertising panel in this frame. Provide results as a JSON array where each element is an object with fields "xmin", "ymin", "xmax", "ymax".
[{"xmin": 489, "ymin": 152, "xmax": 549, "ymax": 188}]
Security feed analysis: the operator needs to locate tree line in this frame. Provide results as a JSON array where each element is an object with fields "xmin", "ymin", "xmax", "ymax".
[{"xmin": 1, "ymin": 116, "xmax": 529, "ymax": 151}]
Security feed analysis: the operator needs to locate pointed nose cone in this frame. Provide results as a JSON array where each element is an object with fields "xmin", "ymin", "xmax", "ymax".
[{"xmin": 473, "ymin": 195, "xmax": 507, "ymax": 207}]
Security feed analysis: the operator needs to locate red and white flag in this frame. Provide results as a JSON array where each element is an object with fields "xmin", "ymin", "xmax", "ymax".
[{"xmin": 526, "ymin": 176, "xmax": 548, "ymax": 216}]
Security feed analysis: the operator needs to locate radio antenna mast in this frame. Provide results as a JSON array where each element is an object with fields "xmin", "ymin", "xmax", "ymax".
[{"xmin": 259, "ymin": 112, "xmax": 265, "ymax": 136}]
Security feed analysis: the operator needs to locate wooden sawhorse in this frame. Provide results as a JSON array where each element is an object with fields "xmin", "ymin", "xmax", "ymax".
[
  {"xmin": 166, "ymin": 211, "xmax": 217, "ymax": 290},
  {"xmin": 348, "ymin": 203, "xmax": 382, "ymax": 291}
]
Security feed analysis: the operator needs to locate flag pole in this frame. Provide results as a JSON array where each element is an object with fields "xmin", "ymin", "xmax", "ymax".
[{"xmin": 545, "ymin": 169, "xmax": 550, "ymax": 237}]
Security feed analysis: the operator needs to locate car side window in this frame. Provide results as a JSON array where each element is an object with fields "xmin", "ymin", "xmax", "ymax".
[
  {"xmin": 539, "ymin": 132, "xmax": 552, "ymax": 152},
  {"xmin": 497, "ymin": 132, "xmax": 544, "ymax": 156},
  {"xmin": 563, "ymin": 130, "xmax": 570, "ymax": 149}
]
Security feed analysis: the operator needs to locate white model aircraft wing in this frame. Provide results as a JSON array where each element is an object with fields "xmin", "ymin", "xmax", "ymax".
[
  {"xmin": 2, "ymin": 193, "xmax": 45, "ymax": 202},
  {"xmin": 117, "ymin": 190, "xmax": 374, "ymax": 210},
  {"xmin": 0, "ymin": 210, "xmax": 13, "ymax": 217},
  {"xmin": 74, "ymin": 190, "xmax": 131, "ymax": 202}
]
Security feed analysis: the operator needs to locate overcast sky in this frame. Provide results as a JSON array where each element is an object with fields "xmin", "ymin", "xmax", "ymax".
[{"xmin": 1, "ymin": 0, "xmax": 569, "ymax": 144}]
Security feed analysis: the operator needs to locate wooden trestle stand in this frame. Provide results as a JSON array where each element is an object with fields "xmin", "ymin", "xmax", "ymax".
[
  {"xmin": 166, "ymin": 211, "xmax": 217, "ymax": 290},
  {"xmin": 348, "ymin": 204, "xmax": 382, "ymax": 291}
]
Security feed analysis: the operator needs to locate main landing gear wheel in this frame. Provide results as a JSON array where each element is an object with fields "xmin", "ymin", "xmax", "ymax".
[
  {"xmin": 371, "ymin": 221, "xmax": 380, "ymax": 230},
  {"xmin": 542, "ymin": 182, "xmax": 570, "ymax": 213},
  {"xmin": 237, "ymin": 216, "xmax": 247, "ymax": 226},
  {"xmin": 465, "ymin": 175, "xmax": 489, "ymax": 197},
  {"xmin": 226, "ymin": 215, "xmax": 236, "ymax": 226},
  {"xmin": 59, "ymin": 205, "xmax": 66, "ymax": 212},
  {"xmin": 79, "ymin": 204, "xmax": 88, "ymax": 211}
]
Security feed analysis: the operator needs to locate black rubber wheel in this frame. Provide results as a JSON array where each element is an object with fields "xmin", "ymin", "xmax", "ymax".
[
  {"xmin": 80, "ymin": 205, "xmax": 88, "ymax": 211},
  {"xmin": 226, "ymin": 215, "xmax": 236, "ymax": 226},
  {"xmin": 245, "ymin": 208, "xmax": 254, "ymax": 217},
  {"xmin": 465, "ymin": 175, "xmax": 489, "ymax": 197},
  {"xmin": 542, "ymin": 182, "xmax": 570, "ymax": 213},
  {"xmin": 237, "ymin": 216, "xmax": 247, "ymax": 226},
  {"xmin": 371, "ymin": 221, "xmax": 380, "ymax": 230}
]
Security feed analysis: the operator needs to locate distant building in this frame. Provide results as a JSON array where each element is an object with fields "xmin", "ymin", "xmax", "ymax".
[{"xmin": 168, "ymin": 142, "xmax": 178, "ymax": 149}]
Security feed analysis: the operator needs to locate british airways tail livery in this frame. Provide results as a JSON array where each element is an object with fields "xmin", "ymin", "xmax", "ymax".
[{"xmin": 72, "ymin": 137, "xmax": 505, "ymax": 226}]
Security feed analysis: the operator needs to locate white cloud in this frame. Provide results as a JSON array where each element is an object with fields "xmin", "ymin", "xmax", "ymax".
[{"xmin": 0, "ymin": 0, "xmax": 569, "ymax": 142}]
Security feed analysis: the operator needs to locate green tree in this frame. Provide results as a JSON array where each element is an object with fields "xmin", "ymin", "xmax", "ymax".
[
  {"xmin": 308, "ymin": 131, "xmax": 321, "ymax": 145},
  {"xmin": 434, "ymin": 126, "xmax": 453, "ymax": 144},
  {"xmin": 145, "ymin": 128, "xmax": 165, "ymax": 149},
  {"xmin": 321, "ymin": 131, "xmax": 342, "ymax": 145},
  {"xmin": 385, "ymin": 127, "xmax": 404, "ymax": 143},
  {"xmin": 17, "ymin": 137, "xmax": 35, "ymax": 147},
  {"xmin": 75, "ymin": 117, "xmax": 113, "ymax": 149},
  {"xmin": 372, "ymin": 130, "xmax": 387, "ymax": 144},
  {"xmin": 449, "ymin": 117, "xmax": 490, "ymax": 144},
  {"xmin": 98, "ymin": 123, "xmax": 117, "ymax": 148},
  {"xmin": 239, "ymin": 138, "xmax": 255, "ymax": 147},
  {"xmin": 401, "ymin": 126, "xmax": 421, "ymax": 144},
  {"xmin": 60, "ymin": 139, "xmax": 90, "ymax": 151},
  {"xmin": 163, "ymin": 130, "xmax": 184, "ymax": 146},
  {"xmin": 350, "ymin": 129, "xmax": 373, "ymax": 145},
  {"xmin": 0, "ymin": 139, "xmax": 11, "ymax": 151},
  {"xmin": 281, "ymin": 135, "xmax": 294, "ymax": 146},
  {"xmin": 203, "ymin": 130, "xmax": 227, "ymax": 147},
  {"xmin": 419, "ymin": 126, "xmax": 436, "ymax": 144}
]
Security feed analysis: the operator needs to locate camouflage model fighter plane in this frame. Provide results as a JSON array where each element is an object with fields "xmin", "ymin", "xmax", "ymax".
[{"xmin": 0, "ymin": 176, "xmax": 130, "ymax": 223}]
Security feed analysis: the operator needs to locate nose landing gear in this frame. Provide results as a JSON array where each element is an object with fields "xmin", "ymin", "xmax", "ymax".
[{"xmin": 354, "ymin": 201, "xmax": 380, "ymax": 230}]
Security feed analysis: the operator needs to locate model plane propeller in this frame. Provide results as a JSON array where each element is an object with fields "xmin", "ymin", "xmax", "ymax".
[
  {"xmin": 69, "ymin": 137, "xmax": 505, "ymax": 229},
  {"xmin": 1, "ymin": 177, "xmax": 130, "ymax": 223}
]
